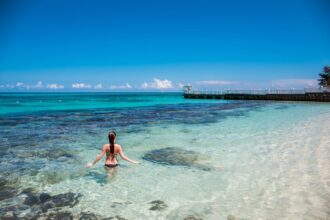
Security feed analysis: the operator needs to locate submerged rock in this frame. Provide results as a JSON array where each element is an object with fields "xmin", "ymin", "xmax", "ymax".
[
  {"xmin": 114, "ymin": 216, "xmax": 128, "ymax": 220},
  {"xmin": 79, "ymin": 211, "xmax": 100, "ymax": 220},
  {"xmin": 46, "ymin": 211, "xmax": 73, "ymax": 220},
  {"xmin": 0, "ymin": 204, "xmax": 35, "ymax": 220},
  {"xmin": 0, "ymin": 178, "xmax": 19, "ymax": 201},
  {"xmin": 184, "ymin": 215, "xmax": 203, "ymax": 220},
  {"xmin": 101, "ymin": 216, "xmax": 127, "ymax": 220},
  {"xmin": 149, "ymin": 200, "xmax": 168, "ymax": 211},
  {"xmin": 227, "ymin": 214, "xmax": 238, "ymax": 220},
  {"xmin": 23, "ymin": 193, "xmax": 40, "ymax": 206},
  {"xmin": 0, "ymin": 187, "xmax": 17, "ymax": 201},
  {"xmin": 142, "ymin": 147, "xmax": 211, "ymax": 170},
  {"xmin": 110, "ymin": 201, "xmax": 132, "ymax": 208},
  {"xmin": 40, "ymin": 192, "xmax": 52, "ymax": 203},
  {"xmin": 15, "ymin": 148, "xmax": 74, "ymax": 162},
  {"xmin": 143, "ymin": 147, "xmax": 198, "ymax": 166},
  {"xmin": 1, "ymin": 211, "xmax": 15, "ymax": 220},
  {"xmin": 41, "ymin": 192, "xmax": 82, "ymax": 212},
  {"xmin": 17, "ymin": 188, "xmax": 82, "ymax": 217},
  {"xmin": 21, "ymin": 188, "xmax": 41, "ymax": 206}
]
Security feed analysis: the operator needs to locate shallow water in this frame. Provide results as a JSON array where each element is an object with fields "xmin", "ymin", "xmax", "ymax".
[{"xmin": 0, "ymin": 93, "xmax": 329, "ymax": 219}]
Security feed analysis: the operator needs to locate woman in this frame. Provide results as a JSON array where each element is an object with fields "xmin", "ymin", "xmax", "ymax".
[{"xmin": 86, "ymin": 131, "xmax": 139, "ymax": 169}]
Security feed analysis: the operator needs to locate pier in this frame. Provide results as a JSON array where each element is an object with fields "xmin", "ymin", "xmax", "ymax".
[{"xmin": 183, "ymin": 87, "xmax": 330, "ymax": 102}]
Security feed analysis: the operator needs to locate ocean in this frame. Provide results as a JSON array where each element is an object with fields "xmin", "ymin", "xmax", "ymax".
[{"xmin": 0, "ymin": 92, "xmax": 329, "ymax": 219}]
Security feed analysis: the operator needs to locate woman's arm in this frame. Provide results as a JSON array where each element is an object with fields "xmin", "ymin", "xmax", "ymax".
[
  {"xmin": 118, "ymin": 145, "xmax": 139, "ymax": 164},
  {"xmin": 86, "ymin": 145, "xmax": 106, "ymax": 167}
]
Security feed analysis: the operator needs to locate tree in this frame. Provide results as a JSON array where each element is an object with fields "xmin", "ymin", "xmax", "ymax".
[{"xmin": 318, "ymin": 66, "xmax": 330, "ymax": 88}]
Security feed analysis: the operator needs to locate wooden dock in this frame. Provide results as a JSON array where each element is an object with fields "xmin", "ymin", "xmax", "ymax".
[{"xmin": 183, "ymin": 89, "xmax": 330, "ymax": 102}]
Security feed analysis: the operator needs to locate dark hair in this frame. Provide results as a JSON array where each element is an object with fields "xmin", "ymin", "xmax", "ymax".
[{"xmin": 108, "ymin": 131, "xmax": 117, "ymax": 156}]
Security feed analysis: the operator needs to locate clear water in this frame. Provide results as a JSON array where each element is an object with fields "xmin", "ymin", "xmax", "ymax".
[{"xmin": 0, "ymin": 93, "xmax": 329, "ymax": 219}]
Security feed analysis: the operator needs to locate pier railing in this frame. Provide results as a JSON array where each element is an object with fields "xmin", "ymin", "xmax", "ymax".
[{"xmin": 184, "ymin": 88, "xmax": 326, "ymax": 95}]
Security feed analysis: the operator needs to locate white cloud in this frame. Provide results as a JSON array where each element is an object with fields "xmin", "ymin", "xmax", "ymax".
[
  {"xmin": 125, "ymin": 83, "xmax": 132, "ymax": 89},
  {"xmin": 153, "ymin": 78, "xmax": 173, "ymax": 89},
  {"xmin": 109, "ymin": 83, "xmax": 132, "ymax": 89},
  {"xmin": 94, "ymin": 84, "xmax": 103, "ymax": 89},
  {"xmin": 72, "ymin": 83, "xmax": 91, "ymax": 89},
  {"xmin": 1, "ymin": 82, "xmax": 65, "ymax": 90},
  {"xmin": 16, "ymin": 82, "xmax": 24, "ymax": 87},
  {"xmin": 15, "ymin": 82, "xmax": 31, "ymax": 89},
  {"xmin": 196, "ymin": 80, "xmax": 236, "ymax": 85},
  {"xmin": 47, "ymin": 83, "xmax": 64, "ymax": 89},
  {"xmin": 141, "ymin": 78, "xmax": 174, "ymax": 89}
]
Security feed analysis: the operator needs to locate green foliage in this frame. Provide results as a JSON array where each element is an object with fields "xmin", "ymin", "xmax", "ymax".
[{"xmin": 318, "ymin": 66, "xmax": 330, "ymax": 87}]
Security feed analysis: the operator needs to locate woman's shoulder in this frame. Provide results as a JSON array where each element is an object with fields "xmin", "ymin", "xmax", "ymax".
[{"xmin": 103, "ymin": 143, "xmax": 121, "ymax": 148}]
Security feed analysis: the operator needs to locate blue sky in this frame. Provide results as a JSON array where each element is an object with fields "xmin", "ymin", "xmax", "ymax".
[{"xmin": 0, "ymin": 0, "xmax": 329, "ymax": 91}]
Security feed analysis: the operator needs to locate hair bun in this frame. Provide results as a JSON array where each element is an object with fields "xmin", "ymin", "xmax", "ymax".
[{"xmin": 109, "ymin": 130, "xmax": 117, "ymax": 136}]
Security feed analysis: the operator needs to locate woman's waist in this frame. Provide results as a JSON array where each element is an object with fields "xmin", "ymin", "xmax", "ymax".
[{"xmin": 105, "ymin": 159, "xmax": 118, "ymax": 165}]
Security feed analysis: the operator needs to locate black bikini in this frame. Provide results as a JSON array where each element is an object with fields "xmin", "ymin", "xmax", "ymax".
[
  {"xmin": 105, "ymin": 153, "xmax": 119, "ymax": 168},
  {"xmin": 104, "ymin": 164, "xmax": 119, "ymax": 168}
]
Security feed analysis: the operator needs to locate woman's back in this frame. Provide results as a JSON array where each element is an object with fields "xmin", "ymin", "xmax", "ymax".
[{"xmin": 105, "ymin": 143, "xmax": 119, "ymax": 165}]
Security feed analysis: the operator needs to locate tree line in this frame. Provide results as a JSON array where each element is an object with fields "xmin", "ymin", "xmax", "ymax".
[{"xmin": 318, "ymin": 66, "xmax": 330, "ymax": 88}]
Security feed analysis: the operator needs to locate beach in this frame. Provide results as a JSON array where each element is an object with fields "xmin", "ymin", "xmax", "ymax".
[{"xmin": 0, "ymin": 93, "xmax": 329, "ymax": 219}]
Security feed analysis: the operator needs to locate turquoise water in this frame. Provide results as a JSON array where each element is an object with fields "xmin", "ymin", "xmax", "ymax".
[
  {"xmin": 0, "ymin": 92, "xmax": 218, "ymax": 115},
  {"xmin": 0, "ymin": 93, "xmax": 330, "ymax": 219}
]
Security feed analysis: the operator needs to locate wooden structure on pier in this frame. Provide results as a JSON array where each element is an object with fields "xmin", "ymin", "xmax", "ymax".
[{"xmin": 183, "ymin": 88, "xmax": 330, "ymax": 102}]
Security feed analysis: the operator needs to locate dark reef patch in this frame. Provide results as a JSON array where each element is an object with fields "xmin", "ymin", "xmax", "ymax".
[
  {"xmin": 45, "ymin": 211, "xmax": 74, "ymax": 220},
  {"xmin": 41, "ymin": 192, "xmax": 82, "ymax": 212},
  {"xmin": 149, "ymin": 200, "xmax": 168, "ymax": 211},
  {"xmin": 227, "ymin": 214, "xmax": 238, "ymax": 220},
  {"xmin": 0, "ymin": 189, "xmax": 82, "ymax": 220},
  {"xmin": 142, "ymin": 147, "xmax": 211, "ymax": 171},
  {"xmin": 184, "ymin": 215, "xmax": 203, "ymax": 220},
  {"xmin": 0, "ymin": 178, "xmax": 20, "ymax": 201},
  {"xmin": 79, "ymin": 211, "xmax": 100, "ymax": 220},
  {"xmin": 143, "ymin": 147, "xmax": 198, "ymax": 166}
]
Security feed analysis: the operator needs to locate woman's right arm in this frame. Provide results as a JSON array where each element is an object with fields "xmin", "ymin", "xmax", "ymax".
[
  {"xmin": 86, "ymin": 144, "xmax": 107, "ymax": 168},
  {"xmin": 118, "ymin": 145, "xmax": 139, "ymax": 164}
]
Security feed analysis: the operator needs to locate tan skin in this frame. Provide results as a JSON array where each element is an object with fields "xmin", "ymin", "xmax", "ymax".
[{"xmin": 86, "ymin": 138, "xmax": 139, "ymax": 167}]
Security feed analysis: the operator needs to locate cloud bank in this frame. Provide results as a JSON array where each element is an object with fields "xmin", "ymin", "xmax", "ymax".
[
  {"xmin": 0, "ymin": 81, "xmax": 64, "ymax": 90},
  {"xmin": 0, "ymin": 78, "xmax": 319, "ymax": 91},
  {"xmin": 47, "ymin": 83, "xmax": 64, "ymax": 89},
  {"xmin": 109, "ymin": 83, "xmax": 132, "ymax": 89},
  {"xmin": 72, "ymin": 83, "xmax": 91, "ymax": 89},
  {"xmin": 141, "ymin": 78, "xmax": 174, "ymax": 89}
]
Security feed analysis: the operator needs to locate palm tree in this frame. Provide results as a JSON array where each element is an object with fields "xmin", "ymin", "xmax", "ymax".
[{"xmin": 318, "ymin": 66, "xmax": 330, "ymax": 89}]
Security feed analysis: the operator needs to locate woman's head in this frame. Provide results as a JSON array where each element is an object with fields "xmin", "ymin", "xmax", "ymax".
[
  {"xmin": 108, "ymin": 130, "xmax": 116, "ymax": 142},
  {"xmin": 108, "ymin": 130, "xmax": 117, "ymax": 154}
]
